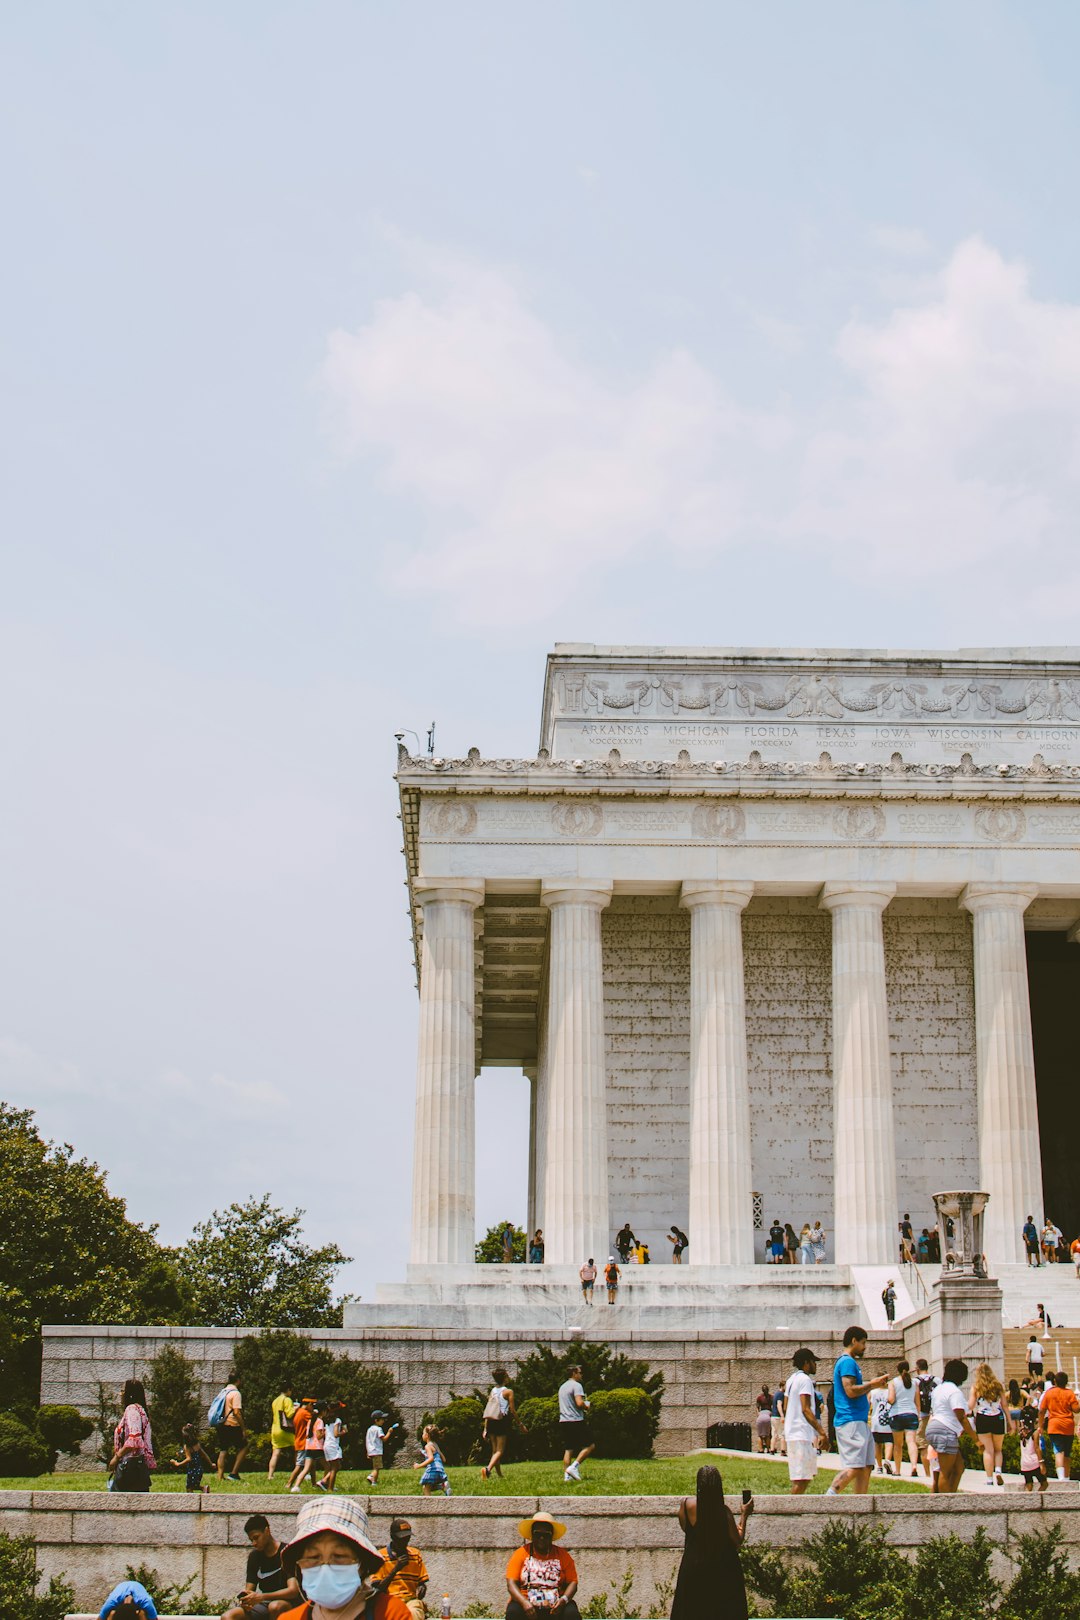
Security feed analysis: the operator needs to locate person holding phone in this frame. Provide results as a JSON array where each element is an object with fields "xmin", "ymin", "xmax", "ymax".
[{"xmin": 670, "ymin": 1464, "xmax": 751, "ymax": 1620}]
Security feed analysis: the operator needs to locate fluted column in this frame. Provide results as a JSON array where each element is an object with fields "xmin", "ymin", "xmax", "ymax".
[
  {"xmin": 409, "ymin": 878, "xmax": 484, "ymax": 1266},
  {"xmin": 821, "ymin": 881, "xmax": 897, "ymax": 1265},
  {"xmin": 680, "ymin": 880, "xmax": 755, "ymax": 1265},
  {"xmin": 960, "ymin": 882, "xmax": 1041, "ymax": 1266},
  {"xmin": 540, "ymin": 880, "xmax": 612, "ymax": 1265}
]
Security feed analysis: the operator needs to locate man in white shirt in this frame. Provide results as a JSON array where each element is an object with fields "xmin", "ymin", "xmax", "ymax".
[{"xmin": 784, "ymin": 1347, "xmax": 828, "ymax": 1495}]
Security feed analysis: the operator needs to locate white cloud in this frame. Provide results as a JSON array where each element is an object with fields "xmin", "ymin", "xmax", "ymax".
[{"xmin": 322, "ymin": 237, "xmax": 1080, "ymax": 621}]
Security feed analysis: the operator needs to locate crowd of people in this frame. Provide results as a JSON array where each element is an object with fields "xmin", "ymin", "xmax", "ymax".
[{"xmin": 93, "ymin": 1474, "xmax": 752, "ymax": 1620}]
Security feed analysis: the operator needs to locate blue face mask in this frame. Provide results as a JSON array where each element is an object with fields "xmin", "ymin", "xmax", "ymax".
[{"xmin": 301, "ymin": 1563, "xmax": 364, "ymax": 1609}]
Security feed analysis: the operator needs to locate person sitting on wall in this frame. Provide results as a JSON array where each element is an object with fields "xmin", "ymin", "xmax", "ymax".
[
  {"xmin": 98, "ymin": 1580, "xmax": 158, "ymax": 1619},
  {"xmin": 222, "ymin": 1513, "xmax": 301, "ymax": 1620},
  {"xmin": 277, "ymin": 1497, "xmax": 413, "ymax": 1620},
  {"xmin": 373, "ymin": 1516, "xmax": 430, "ymax": 1620},
  {"xmin": 506, "ymin": 1512, "xmax": 580, "ymax": 1620}
]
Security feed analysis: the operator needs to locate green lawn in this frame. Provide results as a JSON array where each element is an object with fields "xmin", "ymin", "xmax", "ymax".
[{"xmin": 0, "ymin": 1455, "xmax": 921, "ymax": 1496}]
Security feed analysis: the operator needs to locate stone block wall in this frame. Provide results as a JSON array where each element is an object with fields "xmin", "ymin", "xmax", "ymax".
[
  {"xmin": 743, "ymin": 897, "xmax": 833, "ymax": 1253},
  {"xmin": 884, "ymin": 899, "xmax": 979, "ymax": 1231},
  {"xmin": 602, "ymin": 896, "xmax": 691, "ymax": 1256},
  {"xmin": 41, "ymin": 1323, "xmax": 903, "ymax": 1468},
  {"xmin": 10, "ymin": 1491, "xmax": 1080, "ymax": 1613}
]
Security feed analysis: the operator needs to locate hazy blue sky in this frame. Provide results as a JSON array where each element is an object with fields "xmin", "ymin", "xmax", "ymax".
[{"xmin": 3, "ymin": 2, "xmax": 1080, "ymax": 1302}]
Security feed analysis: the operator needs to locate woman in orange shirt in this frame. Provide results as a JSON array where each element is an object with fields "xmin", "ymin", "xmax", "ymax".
[{"xmin": 277, "ymin": 1498, "xmax": 413, "ymax": 1620}]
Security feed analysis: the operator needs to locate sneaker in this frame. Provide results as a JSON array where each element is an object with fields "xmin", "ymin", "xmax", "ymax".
[
  {"xmin": 315, "ymin": 1480, "xmax": 328, "ymax": 1491},
  {"xmin": 226, "ymin": 1473, "xmax": 242, "ymax": 1483},
  {"xmin": 567, "ymin": 1462, "xmax": 582, "ymax": 1481},
  {"xmin": 825, "ymin": 1485, "xmax": 839, "ymax": 1496},
  {"xmin": 563, "ymin": 1470, "xmax": 573, "ymax": 1482},
  {"xmin": 290, "ymin": 1485, "xmax": 301, "ymax": 1494}
]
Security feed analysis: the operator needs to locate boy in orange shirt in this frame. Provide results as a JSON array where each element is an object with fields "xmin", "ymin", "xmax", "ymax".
[{"xmin": 1038, "ymin": 1371, "xmax": 1080, "ymax": 1479}]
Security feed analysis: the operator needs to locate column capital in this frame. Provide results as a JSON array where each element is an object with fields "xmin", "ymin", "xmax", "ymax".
[
  {"xmin": 413, "ymin": 876, "xmax": 486, "ymax": 908},
  {"xmin": 819, "ymin": 880, "xmax": 896, "ymax": 913},
  {"xmin": 680, "ymin": 879, "xmax": 755, "ymax": 912},
  {"xmin": 540, "ymin": 879, "xmax": 613, "ymax": 910},
  {"xmin": 960, "ymin": 882, "xmax": 1039, "ymax": 916}
]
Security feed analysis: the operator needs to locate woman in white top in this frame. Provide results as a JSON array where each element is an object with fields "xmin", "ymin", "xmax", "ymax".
[
  {"xmin": 319, "ymin": 1400, "xmax": 346, "ymax": 1492},
  {"xmin": 925, "ymin": 1359, "xmax": 978, "ymax": 1494},
  {"xmin": 886, "ymin": 1361, "xmax": 921, "ymax": 1478},
  {"xmin": 810, "ymin": 1222, "xmax": 827, "ymax": 1264},
  {"xmin": 480, "ymin": 1366, "xmax": 518, "ymax": 1480}
]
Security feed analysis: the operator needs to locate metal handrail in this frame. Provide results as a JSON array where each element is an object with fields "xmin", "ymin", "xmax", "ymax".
[{"xmin": 902, "ymin": 1256, "xmax": 931, "ymax": 1309}]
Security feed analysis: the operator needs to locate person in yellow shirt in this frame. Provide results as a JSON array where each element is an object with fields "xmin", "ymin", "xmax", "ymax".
[
  {"xmin": 372, "ymin": 1518, "xmax": 429, "ymax": 1620},
  {"xmin": 269, "ymin": 1383, "xmax": 297, "ymax": 1481}
]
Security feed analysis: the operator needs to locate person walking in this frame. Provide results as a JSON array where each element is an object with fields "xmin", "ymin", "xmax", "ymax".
[
  {"xmin": 604, "ymin": 1255, "xmax": 620, "ymax": 1304},
  {"xmin": 810, "ymin": 1221, "xmax": 827, "ymax": 1264},
  {"xmin": 667, "ymin": 1226, "xmax": 689, "ymax": 1263},
  {"xmin": 1026, "ymin": 1334, "xmax": 1045, "ymax": 1380},
  {"xmin": 824, "ymin": 1326, "xmax": 890, "ymax": 1496},
  {"xmin": 558, "ymin": 1364, "xmax": 594, "ymax": 1482},
  {"xmin": 500, "ymin": 1222, "xmax": 516, "ymax": 1263},
  {"xmin": 753, "ymin": 1386, "xmax": 773, "ymax": 1453},
  {"xmin": 925, "ymin": 1359, "xmax": 978, "ymax": 1494},
  {"xmin": 670, "ymin": 1463, "xmax": 751, "ymax": 1620},
  {"xmin": 769, "ymin": 1383, "xmax": 786, "ymax": 1456},
  {"xmin": 784, "ymin": 1348, "xmax": 827, "ymax": 1495},
  {"xmin": 528, "ymin": 1229, "xmax": 545, "ymax": 1264},
  {"xmin": 481, "ymin": 1367, "xmax": 518, "ymax": 1480},
  {"xmin": 969, "ymin": 1364, "xmax": 1010, "ymax": 1488},
  {"xmin": 414, "ymin": 1424, "xmax": 451, "ymax": 1496},
  {"xmin": 767, "ymin": 1219, "xmax": 785, "ymax": 1264},
  {"xmin": 269, "ymin": 1382, "xmax": 296, "ymax": 1481},
  {"xmin": 166, "ymin": 1424, "xmax": 215, "ymax": 1493},
  {"xmin": 869, "ymin": 1384, "xmax": 894, "ymax": 1476},
  {"xmin": 881, "ymin": 1279, "xmax": 897, "ymax": 1325},
  {"xmin": 214, "ymin": 1373, "xmax": 248, "ymax": 1483},
  {"xmin": 899, "ymin": 1214, "xmax": 915, "ymax": 1262},
  {"xmin": 783, "ymin": 1223, "xmax": 799, "ymax": 1265},
  {"xmin": 286, "ymin": 1396, "xmax": 318, "ymax": 1493},
  {"xmin": 108, "ymin": 1379, "xmax": 155, "ymax": 1493},
  {"xmin": 364, "ymin": 1411, "xmax": 397, "ymax": 1488},
  {"xmin": 886, "ymin": 1363, "xmax": 921, "ymax": 1478},
  {"xmin": 914, "ymin": 1359, "xmax": 937, "ymax": 1458},
  {"xmin": 320, "ymin": 1400, "xmax": 346, "ymax": 1493},
  {"xmin": 579, "ymin": 1258, "xmax": 597, "ymax": 1304},
  {"xmin": 1023, "ymin": 1214, "xmax": 1041, "ymax": 1267},
  {"xmin": 798, "ymin": 1224, "xmax": 814, "ymax": 1265},
  {"xmin": 1039, "ymin": 1371, "xmax": 1080, "ymax": 1480},
  {"xmin": 1017, "ymin": 1405, "xmax": 1049, "ymax": 1493}
]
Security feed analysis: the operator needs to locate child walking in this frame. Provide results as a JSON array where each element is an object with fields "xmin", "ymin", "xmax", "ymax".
[
  {"xmin": 366, "ymin": 1410, "xmax": 397, "ymax": 1487},
  {"xmin": 320, "ymin": 1400, "xmax": 346, "ymax": 1492},
  {"xmin": 1019, "ymin": 1407, "xmax": 1049, "ymax": 1493},
  {"xmin": 168, "ymin": 1424, "xmax": 215, "ymax": 1493},
  {"xmin": 414, "ymin": 1424, "xmax": 452, "ymax": 1496}
]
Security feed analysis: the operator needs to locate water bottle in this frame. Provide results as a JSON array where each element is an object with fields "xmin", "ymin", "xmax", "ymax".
[{"xmin": 441, "ymin": 1595, "xmax": 451, "ymax": 1618}]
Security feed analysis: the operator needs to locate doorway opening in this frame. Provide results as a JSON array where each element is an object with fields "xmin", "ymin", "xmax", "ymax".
[
  {"xmin": 1026, "ymin": 931, "xmax": 1080, "ymax": 1242},
  {"xmin": 474, "ymin": 1067, "xmax": 532, "ymax": 1255}
]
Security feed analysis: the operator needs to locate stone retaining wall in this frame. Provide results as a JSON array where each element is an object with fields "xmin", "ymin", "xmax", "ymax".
[
  {"xmin": 7, "ymin": 1491, "xmax": 1080, "ymax": 1613},
  {"xmin": 41, "ymin": 1324, "xmax": 905, "ymax": 1467}
]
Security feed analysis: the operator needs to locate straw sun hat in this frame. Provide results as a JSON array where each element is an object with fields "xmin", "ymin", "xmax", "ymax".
[{"xmin": 518, "ymin": 1510, "xmax": 567, "ymax": 1542}]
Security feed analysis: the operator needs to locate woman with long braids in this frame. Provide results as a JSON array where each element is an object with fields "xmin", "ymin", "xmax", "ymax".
[{"xmin": 670, "ymin": 1463, "xmax": 752, "ymax": 1620}]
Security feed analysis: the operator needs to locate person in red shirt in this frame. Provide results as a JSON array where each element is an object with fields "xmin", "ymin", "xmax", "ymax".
[
  {"xmin": 287, "ymin": 1399, "xmax": 318, "ymax": 1493},
  {"xmin": 505, "ymin": 1513, "xmax": 580, "ymax": 1620},
  {"xmin": 277, "ymin": 1498, "xmax": 412, "ymax": 1620},
  {"xmin": 1039, "ymin": 1371, "xmax": 1080, "ymax": 1479}
]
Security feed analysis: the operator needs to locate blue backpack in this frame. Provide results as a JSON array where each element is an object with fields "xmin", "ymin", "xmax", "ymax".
[{"xmin": 208, "ymin": 1386, "xmax": 231, "ymax": 1427}]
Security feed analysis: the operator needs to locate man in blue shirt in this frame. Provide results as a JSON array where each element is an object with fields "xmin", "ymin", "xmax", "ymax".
[
  {"xmin": 825, "ymin": 1324, "xmax": 890, "ymax": 1496},
  {"xmin": 99, "ymin": 1580, "xmax": 158, "ymax": 1618}
]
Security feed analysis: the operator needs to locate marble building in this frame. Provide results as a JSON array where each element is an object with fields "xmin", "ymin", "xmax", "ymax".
[{"xmin": 393, "ymin": 645, "xmax": 1080, "ymax": 1311}]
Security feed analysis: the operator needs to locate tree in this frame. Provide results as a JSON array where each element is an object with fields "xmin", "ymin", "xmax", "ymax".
[
  {"xmin": 0, "ymin": 1104, "xmax": 188, "ymax": 1404},
  {"xmin": 475, "ymin": 1220, "xmax": 526, "ymax": 1263},
  {"xmin": 145, "ymin": 1346, "xmax": 200, "ymax": 1454},
  {"xmin": 512, "ymin": 1341, "xmax": 664, "ymax": 1406},
  {"xmin": 231, "ymin": 1329, "xmax": 403, "ymax": 1461},
  {"xmin": 177, "ymin": 1197, "xmax": 351, "ymax": 1328}
]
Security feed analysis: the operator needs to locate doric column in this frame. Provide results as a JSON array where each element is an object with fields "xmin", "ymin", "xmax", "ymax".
[
  {"xmin": 409, "ymin": 878, "xmax": 484, "ymax": 1266},
  {"xmin": 680, "ymin": 880, "xmax": 755, "ymax": 1265},
  {"xmin": 525, "ymin": 1066, "xmax": 538, "ymax": 1245},
  {"xmin": 960, "ymin": 882, "xmax": 1041, "ymax": 1266},
  {"xmin": 539, "ymin": 880, "xmax": 613, "ymax": 1265},
  {"xmin": 820, "ymin": 881, "xmax": 898, "ymax": 1266}
]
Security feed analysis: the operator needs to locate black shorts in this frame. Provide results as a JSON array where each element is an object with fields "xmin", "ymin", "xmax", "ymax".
[
  {"xmin": 216, "ymin": 1425, "xmax": 244, "ymax": 1451},
  {"xmin": 486, "ymin": 1414, "xmax": 511, "ymax": 1436},
  {"xmin": 559, "ymin": 1420, "xmax": 592, "ymax": 1450},
  {"xmin": 890, "ymin": 1414, "xmax": 918, "ymax": 1431},
  {"xmin": 975, "ymin": 1415, "xmax": 1005, "ymax": 1435}
]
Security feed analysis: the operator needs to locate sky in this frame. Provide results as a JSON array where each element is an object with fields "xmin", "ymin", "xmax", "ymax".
[{"xmin": 3, "ymin": 1, "xmax": 1080, "ymax": 1304}]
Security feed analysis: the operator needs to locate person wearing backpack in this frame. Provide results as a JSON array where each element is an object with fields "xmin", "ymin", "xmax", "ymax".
[
  {"xmin": 914, "ymin": 1358, "xmax": 937, "ymax": 1456},
  {"xmin": 211, "ymin": 1371, "xmax": 248, "ymax": 1483},
  {"xmin": 480, "ymin": 1367, "xmax": 519, "ymax": 1480},
  {"xmin": 108, "ymin": 1378, "xmax": 155, "ymax": 1492}
]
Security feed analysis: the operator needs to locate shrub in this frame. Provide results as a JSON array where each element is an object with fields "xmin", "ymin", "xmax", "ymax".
[
  {"xmin": 743, "ymin": 1519, "xmax": 912, "ymax": 1619},
  {"xmin": 35, "ymin": 1406, "xmax": 93, "ymax": 1469},
  {"xmin": 145, "ymin": 1345, "xmax": 200, "ymax": 1453},
  {"xmin": 906, "ymin": 1529, "xmax": 1000, "ymax": 1620},
  {"xmin": 512, "ymin": 1343, "xmax": 663, "ymax": 1406},
  {"xmin": 516, "ymin": 1396, "xmax": 559, "ymax": 1461},
  {"xmin": 0, "ymin": 1533, "xmax": 73, "ymax": 1620},
  {"xmin": 1000, "ymin": 1524, "xmax": 1080, "ymax": 1620},
  {"xmin": 423, "ymin": 1397, "xmax": 486, "ymax": 1466},
  {"xmin": 0, "ymin": 1416, "xmax": 50, "ymax": 1477}
]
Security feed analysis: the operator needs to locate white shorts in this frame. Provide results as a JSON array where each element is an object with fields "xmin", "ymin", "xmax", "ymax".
[
  {"xmin": 836, "ymin": 1421, "xmax": 875, "ymax": 1470},
  {"xmin": 787, "ymin": 1439, "xmax": 819, "ymax": 1482}
]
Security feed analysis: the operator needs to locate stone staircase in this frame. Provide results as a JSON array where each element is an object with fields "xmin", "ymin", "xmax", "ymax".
[{"xmin": 1005, "ymin": 1325, "xmax": 1080, "ymax": 1384}]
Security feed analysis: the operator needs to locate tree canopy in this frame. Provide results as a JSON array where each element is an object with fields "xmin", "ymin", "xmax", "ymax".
[
  {"xmin": 176, "ymin": 1195, "xmax": 351, "ymax": 1327},
  {"xmin": 475, "ymin": 1219, "xmax": 526, "ymax": 1263}
]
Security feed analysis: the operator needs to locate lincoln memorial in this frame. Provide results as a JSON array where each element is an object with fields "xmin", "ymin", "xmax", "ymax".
[{"xmin": 350, "ymin": 644, "xmax": 1080, "ymax": 1334}]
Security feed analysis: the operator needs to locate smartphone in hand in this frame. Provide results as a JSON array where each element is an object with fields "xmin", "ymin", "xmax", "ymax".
[{"xmin": 741, "ymin": 1489, "xmax": 752, "ymax": 1504}]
